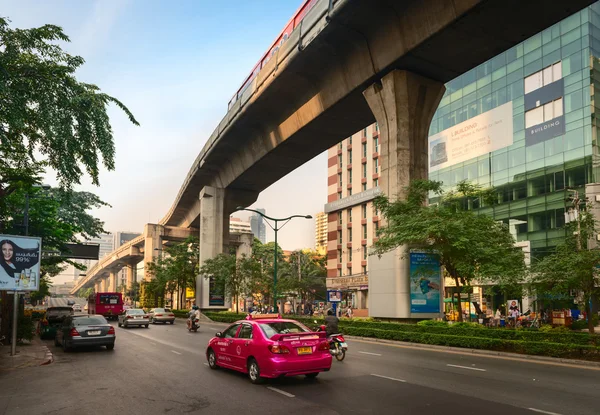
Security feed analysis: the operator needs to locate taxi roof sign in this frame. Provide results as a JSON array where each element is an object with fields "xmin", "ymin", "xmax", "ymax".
[{"xmin": 246, "ymin": 313, "xmax": 281, "ymax": 320}]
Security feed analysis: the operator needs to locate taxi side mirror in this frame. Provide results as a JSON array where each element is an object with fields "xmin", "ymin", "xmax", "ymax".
[{"xmin": 215, "ymin": 332, "xmax": 223, "ymax": 338}]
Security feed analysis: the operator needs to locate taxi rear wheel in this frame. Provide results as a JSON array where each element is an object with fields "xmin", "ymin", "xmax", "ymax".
[
  {"xmin": 305, "ymin": 373, "xmax": 319, "ymax": 380},
  {"xmin": 247, "ymin": 358, "xmax": 263, "ymax": 384},
  {"xmin": 207, "ymin": 349, "xmax": 218, "ymax": 370}
]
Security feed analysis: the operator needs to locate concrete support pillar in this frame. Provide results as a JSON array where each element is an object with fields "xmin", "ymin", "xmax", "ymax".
[
  {"xmin": 126, "ymin": 263, "xmax": 137, "ymax": 290},
  {"xmin": 108, "ymin": 271, "xmax": 117, "ymax": 292},
  {"xmin": 100, "ymin": 276, "xmax": 107, "ymax": 292},
  {"xmin": 143, "ymin": 224, "xmax": 164, "ymax": 281},
  {"xmin": 363, "ymin": 69, "xmax": 444, "ymax": 319},
  {"xmin": 94, "ymin": 281, "xmax": 101, "ymax": 293},
  {"xmin": 196, "ymin": 187, "xmax": 258, "ymax": 309}
]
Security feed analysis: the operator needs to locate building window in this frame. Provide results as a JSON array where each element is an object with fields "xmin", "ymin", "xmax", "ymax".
[
  {"xmin": 349, "ymin": 229, "xmax": 353, "ymax": 242},
  {"xmin": 524, "ymin": 62, "xmax": 562, "ymax": 94},
  {"xmin": 338, "ymin": 191, "xmax": 342, "ymax": 200},
  {"xmin": 373, "ymin": 204, "xmax": 379, "ymax": 217},
  {"xmin": 362, "ymin": 265, "xmax": 367, "ymax": 274},
  {"xmin": 362, "ymin": 183, "xmax": 367, "ymax": 191},
  {"xmin": 348, "ymin": 150, "xmax": 352, "ymax": 165},
  {"xmin": 363, "ymin": 127, "xmax": 367, "ymax": 137},
  {"xmin": 338, "ymin": 214, "xmax": 342, "ymax": 225},
  {"xmin": 374, "ymin": 136, "xmax": 379, "ymax": 153},
  {"xmin": 338, "ymin": 154, "xmax": 342, "ymax": 168},
  {"xmin": 362, "ymin": 224, "xmax": 367, "ymax": 239},
  {"xmin": 347, "ymin": 250, "xmax": 352, "ymax": 262},
  {"xmin": 338, "ymin": 230, "xmax": 343, "ymax": 244},
  {"xmin": 348, "ymin": 187, "xmax": 353, "ymax": 196},
  {"xmin": 363, "ymin": 246, "xmax": 367, "ymax": 260},
  {"xmin": 348, "ymin": 169, "xmax": 352, "ymax": 184},
  {"xmin": 338, "ymin": 269, "xmax": 342, "ymax": 277},
  {"xmin": 525, "ymin": 98, "xmax": 563, "ymax": 128},
  {"xmin": 362, "ymin": 204, "xmax": 367, "ymax": 219},
  {"xmin": 338, "ymin": 142, "xmax": 343, "ymax": 149},
  {"xmin": 374, "ymin": 158, "xmax": 379, "ymax": 173},
  {"xmin": 373, "ymin": 178, "xmax": 379, "ymax": 187},
  {"xmin": 349, "ymin": 136, "xmax": 352, "ymax": 145},
  {"xmin": 338, "ymin": 172, "xmax": 342, "ymax": 186},
  {"xmin": 362, "ymin": 142, "xmax": 367, "ymax": 157},
  {"xmin": 375, "ymin": 122, "xmax": 379, "ymax": 132},
  {"xmin": 338, "ymin": 249, "xmax": 342, "ymax": 263},
  {"xmin": 362, "ymin": 163, "xmax": 367, "ymax": 178},
  {"xmin": 347, "ymin": 208, "xmax": 352, "ymax": 223},
  {"xmin": 374, "ymin": 222, "xmax": 379, "ymax": 237}
]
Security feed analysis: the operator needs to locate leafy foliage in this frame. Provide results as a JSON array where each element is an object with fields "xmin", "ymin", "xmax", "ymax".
[
  {"xmin": 0, "ymin": 17, "xmax": 139, "ymax": 195},
  {"xmin": 373, "ymin": 180, "xmax": 526, "ymax": 321}
]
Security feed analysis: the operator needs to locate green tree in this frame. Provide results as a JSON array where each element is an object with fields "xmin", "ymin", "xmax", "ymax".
[
  {"xmin": 533, "ymin": 196, "xmax": 600, "ymax": 333},
  {"xmin": 279, "ymin": 250, "xmax": 326, "ymax": 307},
  {"xmin": 0, "ymin": 17, "xmax": 139, "ymax": 199},
  {"xmin": 373, "ymin": 180, "xmax": 526, "ymax": 322}
]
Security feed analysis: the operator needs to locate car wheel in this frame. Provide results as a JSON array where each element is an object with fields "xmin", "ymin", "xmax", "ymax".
[
  {"xmin": 62, "ymin": 339, "xmax": 70, "ymax": 353},
  {"xmin": 124, "ymin": 322, "xmax": 128, "ymax": 329},
  {"xmin": 335, "ymin": 349, "xmax": 346, "ymax": 362},
  {"xmin": 207, "ymin": 349, "xmax": 219, "ymax": 370},
  {"xmin": 145, "ymin": 324, "xmax": 149, "ymax": 328},
  {"xmin": 247, "ymin": 358, "xmax": 263, "ymax": 384},
  {"xmin": 169, "ymin": 321, "xmax": 174, "ymax": 325},
  {"xmin": 305, "ymin": 373, "xmax": 319, "ymax": 380},
  {"xmin": 118, "ymin": 321, "xmax": 122, "ymax": 327},
  {"xmin": 54, "ymin": 336, "xmax": 60, "ymax": 347},
  {"xmin": 106, "ymin": 344, "xmax": 115, "ymax": 351}
]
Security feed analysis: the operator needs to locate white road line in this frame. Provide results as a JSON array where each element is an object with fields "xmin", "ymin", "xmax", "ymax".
[
  {"xmin": 528, "ymin": 408, "xmax": 562, "ymax": 415},
  {"xmin": 446, "ymin": 364, "xmax": 486, "ymax": 372},
  {"xmin": 171, "ymin": 350, "xmax": 182, "ymax": 355},
  {"xmin": 359, "ymin": 351, "xmax": 382, "ymax": 356},
  {"xmin": 203, "ymin": 363, "xmax": 209, "ymax": 366},
  {"xmin": 370, "ymin": 374, "xmax": 406, "ymax": 382},
  {"xmin": 267, "ymin": 387, "xmax": 295, "ymax": 398}
]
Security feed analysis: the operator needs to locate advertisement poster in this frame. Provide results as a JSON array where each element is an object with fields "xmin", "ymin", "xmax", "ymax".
[
  {"xmin": 0, "ymin": 235, "xmax": 42, "ymax": 291},
  {"xmin": 327, "ymin": 290, "xmax": 342, "ymax": 303},
  {"xmin": 208, "ymin": 277, "xmax": 224, "ymax": 306},
  {"xmin": 409, "ymin": 252, "xmax": 441, "ymax": 313},
  {"xmin": 429, "ymin": 102, "xmax": 513, "ymax": 172}
]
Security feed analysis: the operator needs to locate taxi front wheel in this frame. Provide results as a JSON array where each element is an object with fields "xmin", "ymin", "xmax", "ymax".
[{"xmin": 247, "ymin": 358, "xmax": 263, "ymax": 384}]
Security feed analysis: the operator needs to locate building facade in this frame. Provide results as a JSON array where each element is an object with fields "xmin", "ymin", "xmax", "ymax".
[
  {"xmin": 324, "ymin": 124, "xmax": 381, "ymax": 313},
  {"xmin": 250, "ymin": 208, "xmax": 267, "ymax": 243},
  {"xmin": 230, "ymin": 217, "xmax": 253, "ymax": 235},
  {"xmin": 314, "ymin": 212, "xmax": 328, "ymax": 255},
  {"xmin": 325, "ymin": 3, "xmax": 600, "ymax": 317}
]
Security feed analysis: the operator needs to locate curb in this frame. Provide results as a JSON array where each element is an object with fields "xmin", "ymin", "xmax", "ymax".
[
  {"xmin": 346, "ymin": 335, "xmax": 600, "ymax": 368},
  {"xmin": 40, "ymin": 346, "xmax": 54, "ymax": 366}
]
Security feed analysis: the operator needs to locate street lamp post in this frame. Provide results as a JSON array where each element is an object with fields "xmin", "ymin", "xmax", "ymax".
[{"xmin": 235, "ymin": 207, "xmax": 311, "ymax": 315}]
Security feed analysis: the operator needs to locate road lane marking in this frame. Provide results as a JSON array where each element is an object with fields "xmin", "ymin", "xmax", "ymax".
[
  {"xmin": 447, "ymin": 364, "xmax": 486, "ymax": 372},
  {"xmin": 119, "ymin": 327, "xmax": 199, "ymax": 355},
  {"xmin": 203, "ymin": 363, "xmax": 209, "ymax": 366},
  {"xmin": 350, "ymin": 338, "xmax": 600, "ymax": 371},
  {"xmin": 267, "ymin": 387, "xmax": 295, "ymax": 398},
  {"xmin": 528, "ymin": 408, "xmax": 562, "ymax": 415},
  {"xmin": 370, "ymin": 374, "xmax": 406, "ymax": 382},
  {"xmin": 359, "ymin": 351, "xmax": 382, "ymax": 356},
  {"xmin": 171, "ymin": 350, "xmax": 182, "ymax": 355}
]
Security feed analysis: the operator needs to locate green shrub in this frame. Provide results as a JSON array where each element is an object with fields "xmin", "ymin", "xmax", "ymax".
[
  {"xmin": 416, "ymin": 320, "xmax": 448, "ymax": 327},
  {"xmin": 17, "ymin": 315, "xmax": 35, "ymax": 343}
]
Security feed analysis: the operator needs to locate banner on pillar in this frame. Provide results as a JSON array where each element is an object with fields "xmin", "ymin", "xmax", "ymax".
[
  {"xmin": 208, "ymin": 277, "xmax": 224, "ymax": 306},
  {"xmin": 409, "ymin": 251, "xmax": 441, "ymax": 313},
  {"xmin": 428, "ymin": 101, "xmax": 513, "ymax": 172},
  {"xmin": 0, "ymin": 235, "xmax": 42, "ymax": 291},
  {"xmin": 186, "ymin": 287, "xmax": 195, "ymax": 299}
]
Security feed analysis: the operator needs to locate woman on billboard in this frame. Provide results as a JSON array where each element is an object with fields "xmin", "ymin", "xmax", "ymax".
[{"xmin": 0, "ymin": 239, "xmax": 41, "ymax": 283}]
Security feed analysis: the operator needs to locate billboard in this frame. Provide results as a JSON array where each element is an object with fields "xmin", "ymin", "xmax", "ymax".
[
  {"xmin": 327, "ymin": 290, "xmax": 342, "ymax": 303},
  {"xmin": 429, "ymin": 102, "xmax": 513, "ymax": 172},
  {"xmin": 409, "ymin": 251, "xmax": 441, "ymax": 313},
  {"xmin": 0, "ymin": 235, "xmax": 42, "ymax": 291}
]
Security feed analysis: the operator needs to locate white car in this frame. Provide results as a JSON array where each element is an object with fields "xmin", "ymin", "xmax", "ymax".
[{"xmin": 72, "ymin": 304, "xmax": 82, "ymax": 312}]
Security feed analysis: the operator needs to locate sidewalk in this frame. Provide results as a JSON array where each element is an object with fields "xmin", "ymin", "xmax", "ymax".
[{"xmin": 0, "ymin": 336, "xmax": 53, "ymax": 372}]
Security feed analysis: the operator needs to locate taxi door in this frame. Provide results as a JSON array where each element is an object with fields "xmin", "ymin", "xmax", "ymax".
[
  {"xmin": 217, "ymin": 323, "xmax": 241, "ymax": 369},
  {"xmin": 231, "ymin": 323, "xmax": 254, "ymax": 369}
]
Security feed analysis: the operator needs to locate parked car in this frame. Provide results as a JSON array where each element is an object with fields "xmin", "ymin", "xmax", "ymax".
[
  {"xmin": 118, "ymin": 309, "xmax": 150, "ymax": 328},
  {"xmin": 40, "ymin": 307, "xmax": 74, "ymax": 340},
  {"xmin": 54, "ymin": 314, "xmax": 115, "ymax": 351},
  {"xmin": 72, "ymin": 304, "xmax": 82, "ymax": 312},
  {"xmin": 205, "ymin": 314, "xmax": 331, "ymax": 384},
  {"xmin": 148, "ymin": 308, "xmax": 175, "ymax": 324}
]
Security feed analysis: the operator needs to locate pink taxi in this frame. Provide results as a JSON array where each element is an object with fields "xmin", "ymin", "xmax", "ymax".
[{"xmin": 206, "ymin": 314, "xmax": 332, "ymax": 384}]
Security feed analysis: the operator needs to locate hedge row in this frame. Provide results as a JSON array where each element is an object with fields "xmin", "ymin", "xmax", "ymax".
[{"xmin": 345, "ymin": 327, "xmax": 600, "ymax": 360}]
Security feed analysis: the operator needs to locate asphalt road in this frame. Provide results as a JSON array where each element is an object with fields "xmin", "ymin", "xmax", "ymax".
[{"xmin": 0, "ymin": 318, "xmax": 597, "ymax": 415}]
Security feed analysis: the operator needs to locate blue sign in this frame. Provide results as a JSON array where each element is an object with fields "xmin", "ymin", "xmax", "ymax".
[
  {"xmin": 327, "ymin": 290, "xmax": 342, "ymax": 303},
  {"xmin": 409, "ymin": 252, "xmax": 441, "ymax": 313}
]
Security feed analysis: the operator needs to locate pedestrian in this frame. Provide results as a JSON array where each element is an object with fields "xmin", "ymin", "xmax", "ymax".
[{"xmin": 346, "ymin": 306, "xmax": 353, "ymax": 319}]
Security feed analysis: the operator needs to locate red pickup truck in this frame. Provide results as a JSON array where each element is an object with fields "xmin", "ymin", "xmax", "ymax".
[{"xmin": 88, "ymin": 292, "xmax": 123, "ymax": 321}]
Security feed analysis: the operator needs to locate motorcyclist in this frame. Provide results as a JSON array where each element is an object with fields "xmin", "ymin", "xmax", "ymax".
[
  {"xmin": 187, "ymin": 305, "xmax": 200, "ymax": 329},
  {"xmin": 324, "ymin": 308, "xmax": 339, "ymax": 337}
]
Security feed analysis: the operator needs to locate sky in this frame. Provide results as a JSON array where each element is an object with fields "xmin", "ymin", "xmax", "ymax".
[{"xmin": 2, "ymin": 0, "xmax": 329, "ymax": 267}]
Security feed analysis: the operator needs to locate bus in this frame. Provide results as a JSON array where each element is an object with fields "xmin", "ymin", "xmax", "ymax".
[{"xmin": 87, "ymin": 292, "xmax": 123, "ymax": 321}]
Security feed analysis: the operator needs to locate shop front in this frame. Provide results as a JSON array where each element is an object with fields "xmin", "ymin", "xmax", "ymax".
[{"xmin": 326, "ymin": 275, "xmax": 369, "ymax": 317}]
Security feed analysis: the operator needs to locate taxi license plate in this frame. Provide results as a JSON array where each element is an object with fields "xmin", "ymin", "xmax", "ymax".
[
  {"xmin": 297, "ymin": 347, "xmax": 312, "ymax": 355},
  {"xmin": 88, "ymin": 330, "xmax": 101, "ymax": 336}
]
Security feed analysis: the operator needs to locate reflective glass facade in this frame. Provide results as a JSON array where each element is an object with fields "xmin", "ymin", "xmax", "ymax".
[{"xmin": 428, "ymin": 3, "xmax": 600, "ymax": 259}]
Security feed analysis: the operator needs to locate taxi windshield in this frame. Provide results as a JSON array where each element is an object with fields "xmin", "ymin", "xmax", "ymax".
[{"xmin": 259, "ymin": 321, "xmax": 309, "ymax": 339}]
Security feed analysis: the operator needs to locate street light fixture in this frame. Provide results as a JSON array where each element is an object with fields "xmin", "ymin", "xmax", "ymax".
[{"xmin": 235, "ymin": 206, "xmax": 312, "ymax": 315}]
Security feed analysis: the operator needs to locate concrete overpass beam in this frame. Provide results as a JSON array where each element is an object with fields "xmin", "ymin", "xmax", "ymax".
[
  {"xmin": 363, "ymin": 69, "xmax": 444, "ymax": 319},
  {"xmin": 143, "ymin": 224, "xmax": 164, "ymax": 280}
]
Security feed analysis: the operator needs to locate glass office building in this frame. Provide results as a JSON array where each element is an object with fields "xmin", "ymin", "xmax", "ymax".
[{"xmin": 427, "ymin": 3, "xmax": 600, "ymax": 260}]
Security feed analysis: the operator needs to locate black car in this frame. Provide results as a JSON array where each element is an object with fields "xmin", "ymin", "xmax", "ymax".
[{"xmin": 55, "ymin": 314, "xmax": 115, "ymax": 352}]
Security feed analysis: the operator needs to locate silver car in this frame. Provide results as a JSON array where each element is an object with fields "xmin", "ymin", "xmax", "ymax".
[
  {"xmin": 148, "ymin": 308, "xmax": 175, "ymax": 324},
  {"xmin": 118, "ymin": 308, "xmax": 150, "ymax": 328},
  {"xmin": 55, "ymin": 314, "xmax": 115, "ymax": 351}
]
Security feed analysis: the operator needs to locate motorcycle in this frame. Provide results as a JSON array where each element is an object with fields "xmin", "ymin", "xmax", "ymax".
[
  {"xmin": 314, "ymin": 321, "xmax": 348, "ymax": 361},
  {"xmin": 187, "ymin": 318, "xmax": 200, "ymax": 332}
]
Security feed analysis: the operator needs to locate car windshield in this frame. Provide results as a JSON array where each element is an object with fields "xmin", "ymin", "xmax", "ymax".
[
  {"xmin": 128, "ymin": 309, "xmax": 145, "ymax": 315},
  {"xmin": 154, "ymin": 308, "xmax": 165, "ymax": 313},
  {"xmin": 73, "ymin": 316, "xmax": 107, "ymax": 326},
  {"xmin": 259, "ymin": 321, "xmax": 309, "ymax": 339}
]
